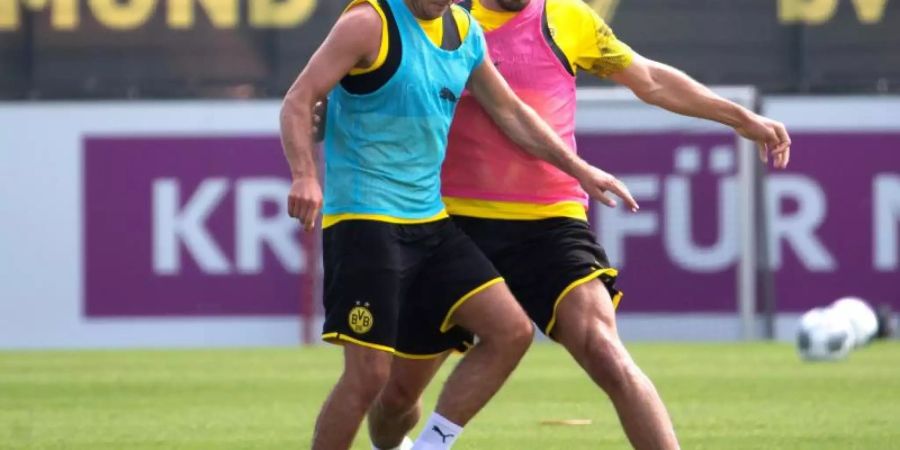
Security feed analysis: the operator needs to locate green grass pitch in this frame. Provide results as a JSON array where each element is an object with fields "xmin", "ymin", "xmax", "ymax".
[{"xmin": 1, "ymin": 342, "xmax": 899, "ymax": 449}]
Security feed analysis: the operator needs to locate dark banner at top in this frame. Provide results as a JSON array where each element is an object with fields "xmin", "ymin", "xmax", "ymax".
[
  {"xmin": 605, "ymin": 0, "xmax": 900, "ymax": 93},
  {"xmin": 1, "ymin": 0, "xmax": 899, "ymax": 99},
  {"xmin": 0, "ymin": 0, "xmax": 344, "ymax": 98}
]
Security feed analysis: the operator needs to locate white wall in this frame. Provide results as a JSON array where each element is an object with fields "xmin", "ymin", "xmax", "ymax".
[
  {"xmin": 0, "ymin": 101, "xmax": 307, "ymax": 348},
  {"xmin": 1, "ymin": 95, "xmax": 898, "ymax": 349}
]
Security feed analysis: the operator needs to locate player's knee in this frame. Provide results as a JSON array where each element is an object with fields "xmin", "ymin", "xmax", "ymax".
[
  {"xmin": 355, "ymin": 374, "xmax": 390, "ymax": 406},
  {"xmin": 584, "ymin": 332, "xmax": 641, "ymax": 394},
  {"xmin": 513, "ymin": 317, "xmax": 535, "ymax": 349},
  {"xmin": 378, "ymin": 380, "xmax": 420, "ymax": 416},
  {"xmin": 342, "ymin": 359, "xmax": 391, "ymax": 404},
  {"xmin": 498, "ymin": 313, "xmax": 535, "ymax": 355},
  {"xmin": 476, "ymin": 312, "xmax": 533, "ymax": 358}
]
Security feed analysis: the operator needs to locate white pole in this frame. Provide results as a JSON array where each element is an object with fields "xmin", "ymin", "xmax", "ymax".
[{"xmin": 737, "ymin": 88, "xmax": 759, "ymax": 340}]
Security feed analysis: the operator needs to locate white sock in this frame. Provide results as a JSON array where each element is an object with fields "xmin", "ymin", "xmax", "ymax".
[
  {"xmin": 412, "ymin": 413, "xmax": 463, "ymax": 450},
  {"xmin": 373, "ymin": 436, "xmax": 413, "ymax": 450}
]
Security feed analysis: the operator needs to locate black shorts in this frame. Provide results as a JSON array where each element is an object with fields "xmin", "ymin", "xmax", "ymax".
[
  {"xmin": 321, "ymin": 218, "xmax": 500, "ymax": 357},
  {"xmin": 452, "ymin": 216, "xmax": 621, "ymax": 338}
]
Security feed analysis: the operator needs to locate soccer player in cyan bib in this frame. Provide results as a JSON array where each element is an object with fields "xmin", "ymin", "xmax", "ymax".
[
  {"xmin": 366, "ymin": 0, "xmax": 792, "ymax": 449},
  {"xmin": 279, "ymin": 0, "xmax": 641, "ymax": 448}
]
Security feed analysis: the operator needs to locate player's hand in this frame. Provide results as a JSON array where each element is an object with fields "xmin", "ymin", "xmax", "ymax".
[
  {"xmin": 288, "ymin": 176, "xmax": 323, "ymax": 231},
  {"xmin": 734, "ymin": 114, "xmax": 792, "ymax": 169},
  {"xmin": 577, "ymin": 166, "xmax": 639, "ymax": 212},
  {"xmin": 312, "ymin": 100, "xmax": 327, "ymax": 143}
]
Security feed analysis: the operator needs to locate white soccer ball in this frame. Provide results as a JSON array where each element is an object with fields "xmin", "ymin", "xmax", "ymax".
[
  {"xmin": 830, "ymin": 297, "xmax": 879, "ymax": 347},
  {"xmin": 796, "ymin": 307, "xmax": 855, "ymax": 361}
]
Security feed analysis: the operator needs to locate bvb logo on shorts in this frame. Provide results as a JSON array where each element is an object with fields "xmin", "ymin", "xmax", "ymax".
[{"xmin": 348, "ymin": 301, "xmax": 374, "ymax": 334}]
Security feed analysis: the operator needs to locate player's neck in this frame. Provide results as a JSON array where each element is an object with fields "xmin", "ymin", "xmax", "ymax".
[
  {"xmin": 480, "ymin": 0, "xmax": 530, "ymax": 13},
  {"xmin": 404, "ymin": 0, "xmax": 447, "ymax": 20},
  {"xmin": 479, "ymin": 0, "xmax": 505, "ymax": 12}
]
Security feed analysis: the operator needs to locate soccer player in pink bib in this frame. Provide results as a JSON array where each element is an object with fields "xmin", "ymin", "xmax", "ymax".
[{"xmin": 366, "ymin": 0, "xmax": 792, "ymax": 449}]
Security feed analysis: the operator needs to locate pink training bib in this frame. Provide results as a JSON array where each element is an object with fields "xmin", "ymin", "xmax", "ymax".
[{"xmin": 442, "ymin": 0, "xmax": 586, "ymax": 206}]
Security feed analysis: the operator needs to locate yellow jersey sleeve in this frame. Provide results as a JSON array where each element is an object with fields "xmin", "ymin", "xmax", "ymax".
[
  {"xmin": 348, "ymin": 0, "xmax": 471, "ymax": 76},
  {"xmin": 546, "ymin": 0, "xmax": 634, "ymax": 77}
]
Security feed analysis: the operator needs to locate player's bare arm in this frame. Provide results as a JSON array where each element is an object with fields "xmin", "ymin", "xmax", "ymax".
[
  {"xmin": 280, "ymin": 3, "xmax": 382, "ymax": 230},
  {"xmin": 467, "ymin": 56, "xmax": 639, "ymax": 212},
  {"xmin": 610, "ymin": 54, "xmax": 792, "ymax": 169}
]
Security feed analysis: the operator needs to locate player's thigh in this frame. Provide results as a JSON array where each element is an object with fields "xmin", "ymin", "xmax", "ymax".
[
  {"xmin": 395, "ymin": 288, "xmax": 477, "ymax": 358},
  {"xmin": 341, "ymin": 343, "xmax": 394, "ymax": 395},
  {"xmin": 392, "ymin": 222, "xmax": 487, "ymax": 357},
  {"xmin": 448, "ymin": 281, "xmax": 532, "ymax": 340},
  {"xmin": 389, "ymin": 352, "xmax": 449, "ymax": 388},
  {"xmin": 322, "ymin": 220, "xmax": 404, "ymax": 351},
  {"xmin": 344, "ymin": 344, "xmax": 394, "ymax": 377},
  {"xmin": 381, "ymin": 352, "xmax": 451, "ymax": 408},
  {"xmin": 552, "ymin": 279, "xmax": 621, "ymax": 358},
  {"xmin": 402, "ymin": 220, "xmax": 528, "ymax": 347},
  {"xmin": 510, "ymin": 219, "xmax": 620, "ymax": 338},
  {"xmin": 429, "ymin": 221, "xmax": 529, "ymax": 339}
]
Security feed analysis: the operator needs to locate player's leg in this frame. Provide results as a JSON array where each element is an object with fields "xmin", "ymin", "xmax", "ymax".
[
  {"xmin": 430, "ymin": 283, "xmax": 533, "ymax": 424},
  {"xmin": 368, "ymin": 354, "xmax": 449, "ymax": 449},
  {"xmin": 371, "ymin": 292, "xmax": 532, "ymax": 450},
  {"xmin": 314, "ymin": 220, "xmax": 405, "ymax": 449},
  {"xmin": 369, "ymin": 245, "xmax": 492, "ymax": 449},
  {"xmin": 460, "ymin": 216, "xmax": 678, "ymax": 449},
  {"xmin": 552, "ymin": 280, "xmax": 680, "ymax": 450},
  {"xmin": 402, "ymin": 220, "xmax": 533, "ymax": 449},
  {"xmin": 313, "ymin": 345, "xmax": 393, "ymax": 449},
  {"xmin": 407, "ymin": 282, "xmax": 532, "ymax": 450}
]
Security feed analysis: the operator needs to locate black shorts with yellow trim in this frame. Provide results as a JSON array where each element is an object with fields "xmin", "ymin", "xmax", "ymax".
[
  {"xmin": 321, "ymin": 218, "xmax": 498, "ymax": 357},
  {"xmin": 452, "ymin": 216, "xmax": 622, "ymax": 338}
]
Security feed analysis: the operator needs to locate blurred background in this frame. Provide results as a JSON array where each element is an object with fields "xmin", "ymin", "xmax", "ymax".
[
  {"xmin": 1, "ymin": 0, "xmax": 899, "ymax": 349},
  {"xmin": 2, "ymin": 0, "xmax": 900, "ymax": 99}
]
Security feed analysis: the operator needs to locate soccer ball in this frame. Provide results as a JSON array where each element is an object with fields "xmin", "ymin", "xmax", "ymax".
[
  {"xmin": 830, "ymin": 297, "xmax": 878, "ymax": 347},
  {"xmin": 796, "ymin": 307, "xmax": 855, "ymax": 361}
]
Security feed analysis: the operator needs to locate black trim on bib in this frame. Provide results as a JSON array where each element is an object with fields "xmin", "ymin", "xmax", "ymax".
[
  {"xmin": 541, "ymin": 0, "xmax": 575, "ymax": 77},
  {"xmin": 340, "ymin": 0, "xmax": 403, "ymax": 95},
  {"xmin": 441, "ymin": 6, "xmax": 463, "ymax": 51}
]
